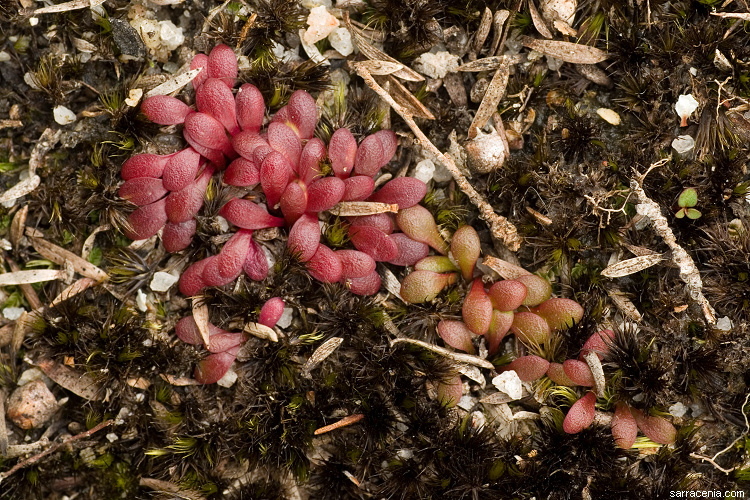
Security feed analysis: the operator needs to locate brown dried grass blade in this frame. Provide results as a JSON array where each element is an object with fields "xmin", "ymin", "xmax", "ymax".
[
  {"xmin": 28, "ymin": 234, "xmax": 108, "ymax": 282},
  {"xmin": 482, "ymin": 256, "xmax": 532, "ymax": 279},
  {"xmin": 520, "ymin": 36, "xmax": 609, "ymax": 64},
  {"xmin": 10, "ymin": 205, "xmax": 28, "ymax": 250},
  {"xmin": 468, "ymin": 59, "xmax": 510, "ymax": 138},
  {"xmin": 191, "ymin": 299, "xmax": 211, "ymax": 350},
  {"xmin": 302, "ymin": 337, "xmax": 344, "ymax": 376},
  {"xmin": 35, "ymin": 358, "xmax": 104, "ymax": 401},
  {"xmin": 472, "ymin": 7, "xmax": 494, "ymax": 53},
  {"xmin": 384, "ymin": 75, "xmax": 435, "ymax": 120},
  {"xmin": 490, "ymin": 10, "xmax": 511, "ymax": 56},
  {"xmin": 328, "ymin": 201, "xmax": 399, "ymax": 216},
  {"xmin": 0, "ymin": 269, "xmax": 64, "ymax": 286},
  {"xmin": 528, "ymin": 0, "xmax": 553, "ymax": 39},
  {"xmin": 50, "ymin": 278, "xmax": 98, "ymax": 308},
  {"xmin": 350, "ymin": 60, "xmax": 404, "ymax": 76},
  {"xmin": 601, "ymin": 254, "xmax": 664, "ymax": 278}
]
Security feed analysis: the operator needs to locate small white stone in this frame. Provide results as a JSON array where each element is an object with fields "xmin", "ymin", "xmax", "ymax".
[
  {"xmin": 596, "ymin": 108, "xmax": 621, "ymax": 125},
  {"xmin": 328, "ymin": 27, "xmax": 353, "ymax": 56},
  {"xmin": 491, "ymin": 371, "xmax": 523, "ymax": 400},
  {"xmin": 216, "ymin": 367, "xmax": 238, "ymax": 388},
  {"xmin": 53, "ymin": 105, "xmax": 77, "ymax": 125},
  {"xmin": 671, "ymin": 135, "xmax": 694, "ymax": 155},
  {"xmin": 457, "ymin": 395, "xmax": 475, "ymax": 411},
  {"xmin": 3, "ymin": 306, "xmax": 25, "ymax": 320},
  {"xmin": 115, "ymin": 407, "xmax": 132, "ymax": 425},
  {"xmin": 301, "ymin": 0, "xmax": 332, "ymax": 8},
  {"xmin": 675, "ymin": 94, "xmax": 699, "ymax": 123},
  {"xmin": 106, "ymin": 433, "xmax": 119, "ymax": 443},
  {"xmin": 277, "ymin": 307, "xmax": 294, "ymax": 329},
  {"xmin": 689, "ymin": 67, "xmax": 698, "ymax": 76},
  {"xmin": 216, "ymin": 216, "xmax": 230, "ymax": 232},
  {"xmin": 125, "ymin": 88, "xmax": 143, "ymax": 107},
  {"xmin": 669, "ymin": 402, "xmax": 688, "ymax": 418},
  {"xmin": 29, "ymin": 17, "xmax": 39, "ymax": 26},
  {"xmin": 0, "ymin": 51, "xmax": 10, "ymax": 62},
  {"xmin": 546, "ymin": 55, "xmax": 564, "ymax": 72},
  {"xmin": 396, "ymin": 448, "xmax": 413, "ymax": 460},
  {"xmin": 413, "ymin": 159, "xmax": 435, "ymax": 184},
  {"xmin": 158, "ymin": 20, "xmax": 184, "ymax": 51},
  {"xmin": 135, "ymin": 289, "xmax": 147, "ymax": 312},
  {"xmin": 303, "ymin": 6, "xmax": 339, "ymax": 45},
  {"xmin": 412, "ymin": 50, "xmax": 460, "ymax": 79},
  {"xmin": 135, "ymin": 393, "xmax": 145, "ymax": 402},
  {"xmin": 689, "ymin": 403, "xmax": 703, "ymax": 418},
  {"xmin": 16, "ymin": 368, "xmax": 44, "ymax": 386},
  {"xmin": 150, "ymin": 271, "xmax": 179, "ymax": 292},
  {"xmin": 715, "ymin": 316, "xmax": 732, "ymax": 332}
]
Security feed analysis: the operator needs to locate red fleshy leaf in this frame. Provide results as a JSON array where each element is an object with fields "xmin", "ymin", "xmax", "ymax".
[
  {"xmin": 546, "ymin": 362, "xmax": 577, "ymax": 386},
  {"xmin": 162, "ymin": 147, "xmax": 202, "ymax": 192},
  {"xmin": 298, "ymin": 138, "xmax": 326, "ymax": 185},
  {"xmin": 414, "ymin": 256, "xmax": 459, "ymax": 273},
  {"xmin": 437, "ymin": 320, "xmax": 475, "ymax": 354},
  {"xmin": 563, "ymin": 392, "xmax": 596, "ymax": 434},
  {"xmin": 181, "ymin": 133, "xmax": 226, "ymax": 169},
  {"xmin": 196, "ymin": 78, "xmax": 239, "ymax": 135},
  {"xmin": 120, "ymin": 153, "xmax": 172, "ymax": 180},
  {"xmin": 612, "ymin": 403, "xmax": 638, "ymax": 449},
  {"xmin": 190, "ymin": 53, "xmax": 209, "ymax": 90},
  {"xmin": 349, "ymin": 226, "xmax": 398, "ymax": 262},
  {"xmin": 342, "ymin": 175, "xmax": 375, "ymax": 201},
  {"xmin": 218, "ymin": 230, "xmax": 253, "ymax": 279},
  {"xmin": 286, "ymin": 90, "xmax": 317, "ymax": 139},
  {"xmin": 206, "ymin": 43, "xmax": 238, "ymax": 88},
  {"xmin": 388, "ymin": 233, "xmax": 430, "ymax": 267},
  {"xmin": 462, "ymin": 279, "xmax": 493, "ymax": 335},
  {"xmin": 533, "ymin": 298, "xmax": 585, "ymax": 331},
  {"xmin": 395, "ymin": 205, "xmax": 449, "ymax": 254},
  {"xmin": 184, "ymin": 112, "xmax": 234, "ymax": 158},
  {"xmin": 369, "ymin": 177, "xmax": 426, "ymax": 209},
  {"xmin": 450, "ymin": 225, "xmax": 481, "ymax": 281},
  {"xmin": 630, "ymin": 408, "xmax": 676, "ymax": 445},
  {"xmin": 353, "ymin": 134, "xmax": 385, "ymax": 177},
  {"xmin": 235, "ymin": 83, "xmax": 265, "ymax": 133},
  {"xmin": 344, "ymin": 270, "xmax": 381, "ymax": 296},
  {"xmin": 224, "ymin": 157, "xmax": 260, "ymax": 187},
  {"xmin": 488, "ymin": 280, "xmax": 527, "ymax": 312},
  {"xmin": 280, "ymin": 179, "xmax": 308, "ymax": 224},
  {"xmin": 179, "ymin": 258, "xmax": 210, "ymax": 296},
  {"xmin": 486, "ymin": 310, "xmax": 513, "ymax": 354},
  {"xmin": 243, "ymin": 238, "xmax": 269, "ymax": 281},
  {"xmin": 336, "ymin": 249, "xmax": 376, "ymax": 279},
  {"xmin": 194, "ymin": 347, "xmax": 239, "ymax": 384},
  {"xmin": 436, "ymin": 374, "xmax": 463, "ymax": 408},
  {"xmin": 202, "ymin": 254, "xmax": 240, "ymax": 287},
  {"xmin": 141, "ymin": 95, "xmax": 192, "ymax": 125},
  {"xmin": 253, "ymin": 144, "xmax": 275, "ymax": 167},
  {"xmin": 306, "ymin": 244, "xmax": 342, "ymax": 283},
  {"xmin": 373, "ymin": 130, "xmax": 397, "ymax": 164},
  {"xmin": 259, "ymin": 297, "xmax": 285, "ymax": 328},
  {"xmin": 306, "ymin": 176, "xmax": 345, "ymax": 212},
  {"xmin": 510, "ymin": 311, "xmax": 551, "ymax": 345},
  {"xmin": 506, "ymin": 355, "xmax": 550, "ymax": 382},
  {"xmin": 562, "ymin": 359, "xmax": 594, "ymax": 386},
  {"xmin": 515, "ymin": 274, "xmax": 552, "ymax": 307},
  {"xmin": 232, "ymin": 131, "xmax": 270, "ymax": 161},
  {"xmin": 207, "ymin": 332, "xmax": 245, "ymax": 353},
  {"xmin": 162, "ymin": 219, "xmax": 196, "ymax": 253},
  {"xmin": 260, "ymin": 150, "xmax": 294, "ymax": 209},
  {"xmin": 119, "ymin": 177, "xmax": 167, "ymax": 206},
  {"xmin": 400, "ymin": 270, "xmax": 457, "ymax": 303},
  {"xmin": 580, "ymin": 329, "xmax": 615, "ymax": 361},
  {"xmin": 126, "ymin": 197, "xmax": 168, "ymax": 241},
  {"xmin": 287, "ymin": 213, "xmax": 320, "ymax": 262},
  {"xmin": 267, "ymin": 122, "xmax": 302, "ymax": 168},
  {"xmin": 175, "ymin": 316, "xmax": 204, "ymax": 345},
  {"xmin": 218, "ymin": 198, "xmax": 285, "ymax": 230},
  {"xmin": 328, "ymin": 128, "xmax": 357, "ymax": 179},
  {"xmin": 349, "ymin": 213, "xmax": 394, "ymax": 234},
  {"xmin": 165, "ymin": 165, "xmax": 214, "ymax": 223}
]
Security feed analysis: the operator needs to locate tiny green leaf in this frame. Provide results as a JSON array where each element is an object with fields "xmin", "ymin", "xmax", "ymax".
[
  {"xmin": 675, "ymin": 208, "xmax": 686, "ymax": 219},
  {"xmin": 678, "ymin": 188, "xmax": 697, "ymax": 208},
  {"xmin": 686, "ymin": 208, "xmax": 702, "ymax": 219}
]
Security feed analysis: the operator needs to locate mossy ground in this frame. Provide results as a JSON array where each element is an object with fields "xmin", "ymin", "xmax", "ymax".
[{"xmin": 0, "ymin": 0, "xmax": 749, "ymax": 498}]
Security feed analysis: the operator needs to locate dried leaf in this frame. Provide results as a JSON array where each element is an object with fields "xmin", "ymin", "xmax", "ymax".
[
  {"xmin": 191, "ymin": 299, "xmax": 211, "ymax": 350},
  {"xmin": 520, "ymin": 36, "xmax": 609, "ymax": 64},
  {"xmin": 29, "ymin": 129, "xmax": 61, "ymax": 176},
  {"xmin": 127, "ymin": 377, "xmax": 151, "ymax": 390},
  {"xmin": 145, "ymin": 68, "xmax": 202, "ymax": 98},
  {"xmin": 0, "ymin": 269, "xmax": 64, "ymax": 286},
  {"xmin": 345, "ymin": 16, "xmax": 423, "ymax": 82},
  {"xmin": 302, "ymin": 337, "xmax": 344, "ymax": 376},
  {"xmin": 0, "ymin": 175, "xmax": 40, "ymax": 204},
  {"xmin": 29, "ymin": 235, "xmax": 108, "ymax": 282},
  {"xmin": 711, "ymin": 12, "xmax": 750, "ymax": 21},
  {"xmin": 605, "ymin": 287, "xmax": 642, "ymax": 321},
  {"xmin": 601, "ymin": 254, "xmax": 663, "ymax": 278},
  {"xmin": 139, "ymin": 478, "xmax": 206, "ymax": 500},
  {"xmin": 528, "ymin": 0, "xmax": 553, "ymax": 39},
  {"xmin": 390, "ymin": 338, "xmax": 494, "ymax": 369},
  {"xmin": 385, "ymin": 75, "xmax": 435, "ymax": 120},
  {"xmin": 455, "ymin": 362, "xmax": 485, "ymax": 388},
  {"xmin": 583, "ymin": 351, "xmax": 606, "ymax": 398},
  {"xmin": 81, "ymin": 224, "xmax": 110, "ymax": 261},
  {"xmin": 381, "ymin": 267, "xmax": 404, "ymax": 301},
  {"xmin": 553, "ymin": 19, "xmax": 578, "ymax": 36},
  {"xmin": 35, "ymin": 358, "xmax": 103, "ymax": 401},
  {"xmin": 457, "ymin": 56, "xmax": 508, "ymax": 72},
  {"xmin": 525, "ymin": 206, "xmax": 552, "ymax": 225},
  {"xmin": 351, "ymin": 60, "xmax": 404, "ymax": 76},
  {"xmin": 482, "ymin": 256, "xmax": 532, "ymax": 280},
  {"xmin": 49, "ymin": 278, "xmax": 97, "ymax": 308},
  {"xmin": 0, "ymin": 388, "xmax": 6, "ymax": 455},
  {"xmin": 468, "ymin": 59, "xmax": 510, "ymax": 138},
  {"xmin": 10, "ymin": 205, "xmax": 28, "ymax": 250},
  {"xmin": 576, "ymin": 64, "xmax": 612, "ymax": 86},
  {"xmin": 328, "ymin": 201, "xmax": 399, "ymax": 216},
  {"xmin": 0, "ymin": 120, "xmax": 23, "ymax": 130},
  {"xmin": 159, "ymin": 374, "xmax": 201, "ymax": 386},
  {"xmin": 34, "ymin": 0, "xmax": 106, "ymax": 14},
  {"xmin": 243, "ymin": 322, "xmax": 278, "ymax": 342},
  {"xmin": 472, "ymin": 7, "xmax": 494, "ymax": 53},
  {"xmin": 490, "ymin": 10, "xmax": 510, "ymax": 56},
  {"xmin": 480, "ymin": 392, "xmax": 514, "ymax": 404}
]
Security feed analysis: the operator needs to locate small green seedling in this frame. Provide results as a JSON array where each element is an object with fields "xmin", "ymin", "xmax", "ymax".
[{"xmin": 675, "ymin": 188, "xmax": 701, "ymax": 219}]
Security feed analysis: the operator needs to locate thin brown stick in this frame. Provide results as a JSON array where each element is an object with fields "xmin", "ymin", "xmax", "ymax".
[
  {"xmin": 0, "ymin": 420, "xmax": 114, "ymax": 484},
  {"xmin": 353, "ymin": 66, "xmax": 522, "ymax": 251},
  {"xmin": 314, "ymin": 414, "xmax": 364, "ymax": 435}
]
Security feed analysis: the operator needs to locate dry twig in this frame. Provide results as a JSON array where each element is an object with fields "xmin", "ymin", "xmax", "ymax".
[{"xmin": 690, "ymin": 392, "xmax": 750, "ymax": 473}]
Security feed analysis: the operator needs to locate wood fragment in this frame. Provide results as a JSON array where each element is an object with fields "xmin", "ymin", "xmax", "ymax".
[
  {"xmin": 469, "ymin": 58, "xmax": 510, "ymax": 138},
  {"xmin": 583, "ymin": 351, "xmax": 606, "ymax": 398},
  {"xmin": 191, "ymin": 299, "xmax": 211, "ymax": 349},
  {"xmin": 0, "ymin": 175, "xmax": 40, "ymax": 204},
  {"xmin": 11, "ymin": 311, "xmax": 28, "ymax": 352},
  {"xmin": 390, "ymin": 338, "xmax": 494, "ymax": 369},
  {"xmin": 0, "ymin": 120, "xmax": 23, "ymax": 130},
  {"xmin": 314, "ymin": 414, "xmax": 364, "ymax": 435},
  {"xmin": 243, "ymin": 322, "xmax": 278, "ymax": 342},
  {"xmin": 29, "ymin": 129, "xmax": 61, "ymax": 176},
  {"xmin": 328, "ymin": 201, "xmax": 399, "ymax": 216},
  {"xmin": 601, "ymin": 254, "xmax": 664, "ymax": 278},
  {"xmin": 35, "ymin": 358, "xmax": 104, "ymax": 401},
  {"xmin": 630, "ymin": 169, "xmax": 716, "ymax": 324},
  {"xmin": 0, "ymin": 269, "xmax": 65, "ymax": 286},
  {"xmin": 28, "ymin": 235, "xmax": 108, "ymax": 282},
  {"xmin": 525, "ymin": 206, "xmax": 553, "ymax": 226},
  {"xmin": 384, "ymin": 75, "xmax": 435, "ymax": 120},
  {"xmin": 49, "ymin": 278, "xmax": 98, "ymax": 308},
  {"xmin": 528, "ymin": 0, "xmax": 553, "ymax": 39},
  {"xmin": 145, "ymin": 69, "xmax": 202, "ymax": 98},
  {"xmin": 711, "ymin": 11, "xmax": 750, "ymax": 21},
  {"xmin": 33, "ymin": 0, "xmax": 106, "ymax": 14},
  {"xmin": 302, "ymin": 337, "xmax": 344, "ymax": 376},
  {"xmin": 482, "ymin": 256, "xmax": 532, "ymax": 279},
  {"xmin": 139, "ymin": 478, "xmax": 206, "ymax": 500},
  {"xmin": 520, "ymin": 36, "xmax": 609, "ymax": 64},
  {"xmin": 160, "ymin": 374, "xmax": 201, "ymax": 386}
]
